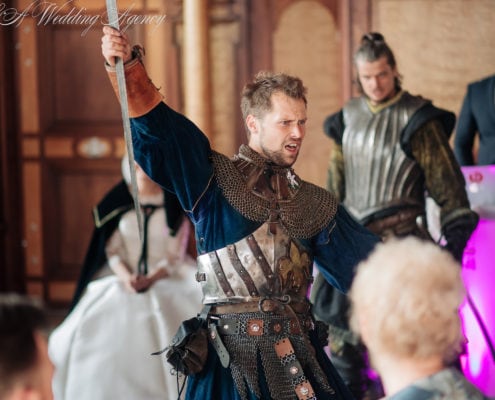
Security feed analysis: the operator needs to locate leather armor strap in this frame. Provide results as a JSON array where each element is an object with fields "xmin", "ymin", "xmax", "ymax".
[
  {"xmin": 227, "ymin": 245, "xmax": 259, "ymax": 297},
  {"xmin": 208, "ymin": 251, "xmax": 235, "ymax": 296},
  {"xmin": 208, "ymin": 323, "xmax": 230, "ymax": 368},
  {"xmin": 274, "ymin": 338, "xmax": 316, "ymax": 400},
  {"xmin": 210, "ymin": 298, "xmax": 311, "ymax": 315},
  {"xmin": 246, "ymin": 234, "xmax": 276, "ymax": 290}
]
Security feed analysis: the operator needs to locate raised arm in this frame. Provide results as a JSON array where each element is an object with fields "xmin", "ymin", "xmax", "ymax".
[{"xmin": 100, "ymin": 27, "xmax": 214, "ymax": 219}]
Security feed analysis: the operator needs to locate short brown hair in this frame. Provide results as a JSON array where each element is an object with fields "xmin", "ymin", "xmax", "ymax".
[{"xmin": 240, "ymin": 71, "xmax": 307, "ymax": 135}]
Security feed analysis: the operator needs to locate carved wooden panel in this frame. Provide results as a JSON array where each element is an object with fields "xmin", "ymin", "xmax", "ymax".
[
  {"xmin": 42, "ymin": 160, "xmax": 121, "ymax": 280},
  {"xmin": 52, "ymin": 28, "xmax": 121, "ymax": 122}
]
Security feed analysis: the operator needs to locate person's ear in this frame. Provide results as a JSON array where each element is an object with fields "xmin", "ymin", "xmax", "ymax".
[{"xmin": 246, "ymin": 114, "xmax": 259, "ymax": 136}]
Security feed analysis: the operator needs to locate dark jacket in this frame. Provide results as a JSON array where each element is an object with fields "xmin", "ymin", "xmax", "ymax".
[{"xmin": 454, "ymin": 75, "xmax": 495, "ymax": 166}]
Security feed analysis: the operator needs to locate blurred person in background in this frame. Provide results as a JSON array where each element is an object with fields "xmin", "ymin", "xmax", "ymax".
[
  {"xmin": 454, "ymin": 74, "xmax": 495, "ymax": 166},
  {"xmin": 349, "ymin": 237, "xmax": 487, "ymax": 400},
  {"xmin": 311, "ymin": 32, "xmax": 478, "ymax": 399},
  {"xmin": 48, "ymin": 157, "xmax": 202, "ymax": 400},
  {"xmin": 0, "ymin": 293, "xmax": 54, "ymax": 400}
]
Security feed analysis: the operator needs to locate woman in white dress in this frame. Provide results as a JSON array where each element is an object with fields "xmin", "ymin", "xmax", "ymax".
[{"xmin": 49, "ymin": 160, "xmax": 203, "ymax": 400}]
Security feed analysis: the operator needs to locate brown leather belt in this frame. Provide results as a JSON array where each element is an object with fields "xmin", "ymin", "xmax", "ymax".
[
  {"xmin": 215, "ymin": 316, "xmax": 314, "ymax": 337},
  {"xmin": 210, "ymin": 298, "xmax": 311, "ymax": 315}
]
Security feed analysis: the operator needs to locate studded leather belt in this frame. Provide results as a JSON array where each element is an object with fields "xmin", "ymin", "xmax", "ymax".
[{"xmin": 214, "ymin": 316, "xmax": 314, "ymax": 337}]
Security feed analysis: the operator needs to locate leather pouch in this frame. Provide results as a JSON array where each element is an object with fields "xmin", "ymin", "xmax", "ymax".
[{"xmin": 153, "ymin": 316, "xmax": 208, "ymax": 375}]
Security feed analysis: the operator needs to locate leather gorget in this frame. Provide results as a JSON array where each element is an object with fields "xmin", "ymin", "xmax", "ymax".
[{"xmin": 342, "ymin": 92, "xmax": 428, "ymax": 224}]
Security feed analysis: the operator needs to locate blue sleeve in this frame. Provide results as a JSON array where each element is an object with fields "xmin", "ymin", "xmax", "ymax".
[
  {"xmin": 313, "ymin": 205, "xmax": 380, "ymax": 293},
  {"xmin": 130, "ymin": 102, "xmax": 214, "ymax": 212},
  {"xmin": 454, "ymin": 85, "xmax": 477, "ymax": 166}
]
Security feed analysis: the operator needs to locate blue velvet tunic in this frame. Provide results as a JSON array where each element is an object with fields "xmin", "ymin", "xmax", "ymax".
[{"xmin": 130, "ymin": 102, "xmax": 380, "ymax": 400}]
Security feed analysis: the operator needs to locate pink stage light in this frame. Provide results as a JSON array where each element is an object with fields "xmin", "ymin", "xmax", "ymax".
[{"xmin": 459, "ymin": 166, "xmax": 495, "ymax": 397}]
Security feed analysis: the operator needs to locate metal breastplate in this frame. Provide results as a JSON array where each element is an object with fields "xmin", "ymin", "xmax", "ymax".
[
  {"xmin": 342, "ymin": 93, "xmax": 427, "ymax": 223},
  {"xmin": 196, "ymin": 222, "xmax": 313, "ymax": 305}
]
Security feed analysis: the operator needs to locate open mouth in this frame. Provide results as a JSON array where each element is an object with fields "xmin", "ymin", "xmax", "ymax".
[{"xmin": 285, "ymin": 143, "xmax": 299, "ymax": 152}]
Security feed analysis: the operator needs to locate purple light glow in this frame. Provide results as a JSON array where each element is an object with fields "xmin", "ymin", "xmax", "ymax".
[
  {"xmin": 460, "ymin": 218, "xmax": 495, "ymax": 396},
  {"xmin": 458, "ymin": 165, "xmax": 495, "ymax": 396}
]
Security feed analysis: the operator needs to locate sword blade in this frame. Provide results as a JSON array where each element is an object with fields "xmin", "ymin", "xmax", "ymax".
[{"xmin": 105, "ymin": 0, "xmax": 145, "ymax": 246}]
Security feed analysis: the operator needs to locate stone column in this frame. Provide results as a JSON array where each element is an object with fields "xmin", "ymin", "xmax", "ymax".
[{"xmin": 183, "ymin": 0, "xmax": 212, "ymax": 136}]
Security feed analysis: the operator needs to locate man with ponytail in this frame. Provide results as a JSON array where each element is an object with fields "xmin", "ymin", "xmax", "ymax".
[{"xmin": 312, "ymin": 32, "xmax": 478, "ymax": 399}]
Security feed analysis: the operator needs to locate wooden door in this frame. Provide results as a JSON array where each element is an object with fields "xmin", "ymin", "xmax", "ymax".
[{"xmin": 13, "ymin": 0, "xmax": 180, "ymax": 306}]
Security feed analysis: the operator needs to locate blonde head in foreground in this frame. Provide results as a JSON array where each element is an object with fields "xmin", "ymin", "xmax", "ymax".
[{"xmin": 349, "ymin": 236, "xmax": 465, "ymax": 366}]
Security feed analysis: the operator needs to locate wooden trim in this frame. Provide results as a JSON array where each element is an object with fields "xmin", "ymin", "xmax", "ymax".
[
  {"xmin": 0, "ymin": 8, "xmax": 24, "ymax": 292},
  {"xmin": 22, "ymin": 162, "xmax": 43, "ymax": 277},
  {"xmin": 48, "ymin": 281, "xmax": 76, "ymax": 303}
]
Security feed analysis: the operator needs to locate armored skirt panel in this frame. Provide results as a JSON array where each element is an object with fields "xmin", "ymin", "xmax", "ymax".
[{"xmin": 342, "ymin": 94, "xmax": 427, "ymax": 223}]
